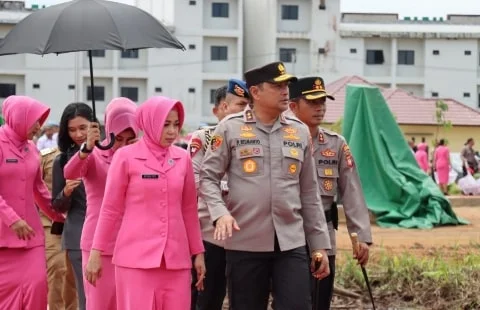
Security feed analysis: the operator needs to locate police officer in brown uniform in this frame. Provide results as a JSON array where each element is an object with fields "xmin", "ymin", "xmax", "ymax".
[
  {"xmin": 39, "ymin": 147, "xmax": 78, "ymax": 310},
  {"xmin": 188, "ymin": 79, "xmax": 250, "ymax": 310},
  {"xmin": 199, "ymin": 62, "xmax": 331, "ymax": 310},
  {"xmin": 288, "ymin": 77, "xmax": 373, "ymax": 310}
]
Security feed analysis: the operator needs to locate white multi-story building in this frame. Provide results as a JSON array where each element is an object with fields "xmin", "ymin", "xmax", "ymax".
[
  {"xmin": 0, "ymin": 0, "xmax": 244, "ymax": 127},
  {"xmin": 2, "ymin": 0, "xmax": 480, "ymax": 126},
  {"xmin": 244, "ymin": 0, "xmax": 480, "ymax": 108},
  {"xmin": 244, "ymin": 0, "xmax": 340, "ymax": 79}
]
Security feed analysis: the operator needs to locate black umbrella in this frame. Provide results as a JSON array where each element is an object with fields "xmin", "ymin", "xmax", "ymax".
[{"xmin": 0, "ymin": 0, "xmax": 185, "ymax": 149}]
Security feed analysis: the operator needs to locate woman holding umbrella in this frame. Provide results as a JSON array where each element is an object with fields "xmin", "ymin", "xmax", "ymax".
[
  {"xmin": 85, "ymin": 96, "xmax": 206, "ymax": 310},
  {"xmin": 52, "ymin": 103, "xmax": 92, "ymax": 310},
  {"xmin": 0, "ymin": 95, "xmax": 64, "ymax": 309},
  {"xmin": 63, "ymin": 97, "xmax": 139, "ymax": 310}
]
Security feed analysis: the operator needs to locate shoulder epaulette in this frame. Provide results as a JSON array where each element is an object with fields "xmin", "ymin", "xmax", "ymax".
[
  {"xmin": 221, "ymin": 111, "xmax": 244, "ymax": 123},
  {"xmin": 321, "ymin": 128, "xmax": 343, "ymax": 138},
  {"xmin": 40, "ymin": 147, "xmax": 57, "ymax": 156},
  {"xmin": 284, "ymin": 116, "xmax": 304, "ymax": 125}
]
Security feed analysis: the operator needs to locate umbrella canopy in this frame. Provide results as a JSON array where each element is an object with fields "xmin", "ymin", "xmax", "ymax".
[
  {"xmin": 0, "ymin": 0, "xmax": 185, "ymax": 55},
  {"xmin": 0, "ymin": 0, "xmax": 185, "ymax": 149}
]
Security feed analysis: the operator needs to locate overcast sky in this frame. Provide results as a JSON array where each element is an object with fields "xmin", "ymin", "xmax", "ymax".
[{"xmin": 25, "ymin": 0, "xmax": 480, "ymax": 18}]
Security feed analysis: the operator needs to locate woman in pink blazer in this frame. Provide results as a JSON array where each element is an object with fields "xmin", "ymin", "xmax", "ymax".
[
  {"xmin": 415, "ymin": 143, "xmax": 429, "ymax": 173},
  {"xmin": 86, "ymin": 96, "xmax": 206, "ymax": 310},
  {"xmin": 433, "ymin": 139, "xmax": 451, "ymax": 195},
  {"xmin": 0, "ymin": 95, "xmax": 64, "ymax": 310},
  {"xmin": 64, "ymin": 98, "xmax": 139, "ymax": 310}
]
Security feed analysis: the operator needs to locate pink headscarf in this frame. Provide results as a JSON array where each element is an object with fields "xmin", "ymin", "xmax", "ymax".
[
  {"xmin": 101, "ymin": 97, "xmax": 139, "ymax": 159},
  {"xmin": 136, "ymin": 96, "xmax": 185, "ymax": 162},
  {"xmin": 1, "ymin": 95, "xmax": 49, "ymax": 149}
]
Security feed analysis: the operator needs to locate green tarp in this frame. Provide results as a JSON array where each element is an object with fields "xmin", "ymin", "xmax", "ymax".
[
  {"xmin": 0, "ymin": 115, "xmax": 3, "ymax": 125},
  {"xmin": 342, "ymin": 85, "xmax": 467, "ymax": 229}
]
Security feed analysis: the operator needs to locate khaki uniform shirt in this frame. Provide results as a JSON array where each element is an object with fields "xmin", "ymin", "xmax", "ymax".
[
  {"xmin": 199, "ymin": 109, "xmax": 331, "ymax": 252},
  {"xmin": 39, "ymin": 147, "xmax": 60, "ymax": 227},
  {"xmin": 188, "ymin": 126, "xmax": 225, "ymax": 247},
  {"xmin": 314, "ymin": 128, "xmax": 372, "ymax": 255}
]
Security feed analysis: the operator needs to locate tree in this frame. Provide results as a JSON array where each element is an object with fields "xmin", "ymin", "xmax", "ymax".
[{"xmin": 434, "ymin": 99, "xmax": 452, "ymax": 145}]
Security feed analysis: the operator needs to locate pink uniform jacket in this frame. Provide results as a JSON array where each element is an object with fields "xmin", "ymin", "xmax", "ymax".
[
  {"xmin": 92, "ymin": 96, "xmax": 204, "ymax": 270},
  {"xmin": 64, "ymin": 98, "xmax": 138, "ymax": 255},
  {"xmin": 0, "ymin": 95, "xmax": 64, "ymax": 249}
]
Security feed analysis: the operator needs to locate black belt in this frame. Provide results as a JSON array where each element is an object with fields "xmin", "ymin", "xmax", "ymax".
[{"xmin": 324, "ymin": 201, "xmax": 338, "ymax": 230}]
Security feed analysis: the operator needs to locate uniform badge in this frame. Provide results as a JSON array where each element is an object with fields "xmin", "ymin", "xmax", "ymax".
[
  {"xmin": 342, "ymin": 144, "xmax": 354, "ymax": 168},
  {"xmin": 323, "ymin": 179, "xmax": 334, "ymax": 191},
  {"xmin": 278, "ymin": 63, "xmax": 286, "ymax": 75},
  {"xmin": 241, "ymin": 125, "xmax": 253, "ymax": 131},
  {"xmin": 290, "ymin": 148, "xmax": 299, "ymax": 158},
  {"xmin": 283, "ymin": 127, "xmax": 299, "ymax": 141},
  {"xmin": 318, "ymin": 133, "xmax": 325, "ymax": 143},
  {"xmin": 289, "ymin": 163, "xmax": 297, "ymax": 174},
  {"xmin": 320, "ymin": 149, "xmax": 336, "ymax": 157},
  {"xmin": 245, "ymin": 110, "xmax": 254, "ymax": 121},
  {"xmin": 240, "ymin": 132, "xmax": 256, "ymax": 138},
  {"xmin": 313, "ymin": 79, "xmax": 325, "ymax": 91},
  {"xmin": 243, "ymin": 159, "xmax": 257, "ymax": 173},
  {"xmin": 234, "ymin": 85, "xmax": 245, "ymax": 97},
  {"xmin": 189, "ymin": 138, "xmax": 202, "ymax": 158},
  {"xmin": 253, "ymin": 147, "xmax": 261, "ymax": 155},
  {"xmin": 324, "ymin": 168, "xmax": 333, "ymax": 176},
  {"xmin": 239, "ymin": 148, "xmax": 253, "ymax": 157},
  {"xmin": 210, "ymin": 135, "xmax": 223, "ymax": 152}
]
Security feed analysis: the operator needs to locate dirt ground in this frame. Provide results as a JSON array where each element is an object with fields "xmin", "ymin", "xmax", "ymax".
[
  {"xmin": 221, "ymin": 207, "xmax": 480, "ymax": 309},
  {"xmin": 336, "ymin": 206, "xmax": 480, "ymax": 257}
]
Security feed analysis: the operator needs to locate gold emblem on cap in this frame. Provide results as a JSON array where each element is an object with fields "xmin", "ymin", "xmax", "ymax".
[
  {"xmin": 234, "ymin": 85, "xmax": 245, "ymax": 97},
  {"xmin": 278, "ymin": 63, "xmax": 286, "ymax": 75},
  {"xmin": 314, "ymin": 79, "xmax": 324, "ymax": 91}
]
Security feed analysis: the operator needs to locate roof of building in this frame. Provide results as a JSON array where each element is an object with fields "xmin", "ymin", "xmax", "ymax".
[{"xmin": 324, "ymin": 75, "xmax": 480, "ymax": 126}]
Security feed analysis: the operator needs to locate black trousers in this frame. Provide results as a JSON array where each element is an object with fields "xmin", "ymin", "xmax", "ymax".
[
  {"xmin": 226, "ymin": 245, "xmax": 311, "ymax": 310},
  {"xmin": 191, "ymin": 241, "xmax": 227, "ymax": 310},
  {"xmin": 311, "ymin": 255, "xmax": 336, "ymax": 310}
]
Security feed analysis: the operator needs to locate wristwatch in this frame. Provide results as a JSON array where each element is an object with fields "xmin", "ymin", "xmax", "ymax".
[{"xmin": 80, "ymin": 142, "xmax": 93, "ymax": 154}]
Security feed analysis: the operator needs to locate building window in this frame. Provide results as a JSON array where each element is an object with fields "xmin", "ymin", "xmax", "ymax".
[
  {"xmin": 32, "ymin": 83, "xmax": 40, "ymax": 89},
  {"xmin": 431, "ymin": 92, "xmax": 439, "ymax": 97},
  {"xmin": 189, "ymin": 0, "xmax": 196, "ymax": 5},
  {"xmin": 188, "ymin": 44, "xmax": 196, "ymax": 50},
  {"xmin": 211, "ymin": 46, "xmax": 228, "ymax": 61},
  {"xmin": 366, "ymin": 50, "xmax": 384, "ymax": 65},
  {"xmin": 188, "ymin": 88, "xmax": 195, "ymax": 93},
  {"xmin": 464, "ymin": 92, "xmax": 471, "ymax": 98},
  {"xmin": 212, "ymin": 2, "xmax": 229, "ymax": 18},
  {"xmin": 350, "ymin": 48, "xmax": 357, "ymax": 54},
  {"xmin": 0, "ymin": 83, "xmax": 15, "ymax": 98},
  {"xmin": 279, "ymin": 48, "xmax": 296, "ymax": 63},
  {"xmin": 91, "ymin": 50, "xmax": 105, "ymax": 57},
  {"xmin": 68, "ymin": 84, "xmax": 75, "ymax": 90},
  {"xmin": 210, "ymin": 89, "xmax": 217, "ymax": 104},
  {"xmin": 120, "ymin": 87, "xmax": 139, "ymax": 102},
  {"xmin": 281, "ymin": 5, "xmax": 299, "ymax": 20},
  {"xmin": 465, "ymin": 50, "xmax": 472, "ymax": 55},
  {"xmin": 155, "ymin": 87, "xmax": 162, "ymax": 93},
  {"xmin": 398, "ymin": 50, "xmax": 415, "ymax": 65},
  {"xmin": 121, "ymin": 49, "xmax": 139, "ymax": 59},
  {"xmin": 432, "ymin": 50, "xmax": 440, "ymax": 55},
  {"xmin": 87, "ymin": 86, "xmax": 105, "ymax": 101}
]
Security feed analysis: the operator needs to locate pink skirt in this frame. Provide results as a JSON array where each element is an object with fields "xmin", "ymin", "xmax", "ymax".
[
  {"xmin": 115, "ymin": 265, "xmax": 191, "ymax": 310},
  {"xmin": 82, "ymin": 250, "xmax": 116, "ymax": 310},
  {"xmin": 0, "ymin": 246, "xmax": 47, "ymax": 310}
]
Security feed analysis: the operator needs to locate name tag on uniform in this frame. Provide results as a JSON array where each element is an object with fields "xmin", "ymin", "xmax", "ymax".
[
  {"xmin": 6, "ymin": 158, "xmax": 18, "ymax": 163},
  {"xmin": 142, "ymin": 174, "xmax": 159, "ymax": 179}
]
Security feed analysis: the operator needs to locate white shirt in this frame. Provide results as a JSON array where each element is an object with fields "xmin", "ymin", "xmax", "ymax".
[{"xmin": 36, "ymin": 133, "xmax": 58, "ymax": 151}]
